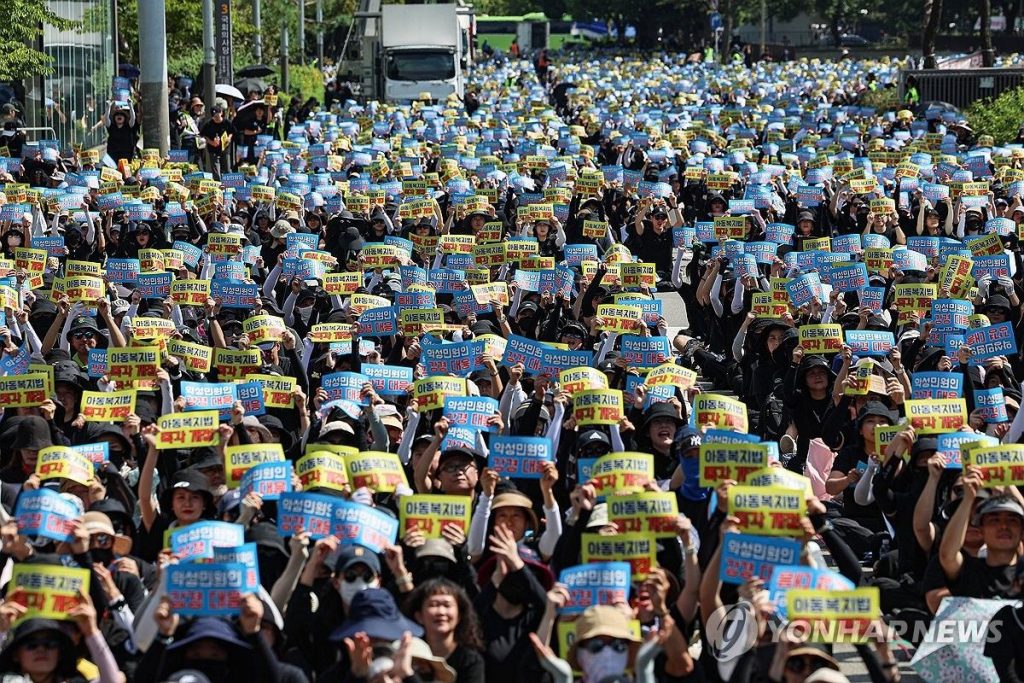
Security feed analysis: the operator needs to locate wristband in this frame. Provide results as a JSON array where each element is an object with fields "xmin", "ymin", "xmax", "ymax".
[{"xmin": 109, "ymin": 598, "xmax": 127, "ymax": 611}]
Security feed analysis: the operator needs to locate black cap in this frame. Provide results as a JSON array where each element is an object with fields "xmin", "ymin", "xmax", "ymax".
[{"xmin": 857, "ymin": 400, "xmax": 896, "ymax": 426}]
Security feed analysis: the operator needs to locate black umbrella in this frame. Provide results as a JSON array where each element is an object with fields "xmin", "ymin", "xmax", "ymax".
[
  {"xmin": 234, "ymin": 77, "xmax": 268, "ymax": 95},
  {"xmin": 236, "ymin": 64, "xmax": 275, "ymax": 78},
  {"xmin": 118, "ymin": 64, "xmax": 141, "ymax": 79}
]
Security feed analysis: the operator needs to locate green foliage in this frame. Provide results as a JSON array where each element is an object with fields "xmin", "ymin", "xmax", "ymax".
[
  {"xmin": 285, "ymin": 64, "xmax": 325, "ymax": 104},
  {"xmin": 966, "ymin": 86, "xmax": 1024, "ymax": 144},
  {"xmin": 858, "ymin": 87, "xmax": 900, "ymax": 112},
  {"xmin": 0, "ymin": 0, "xmax": 78, "ymax": 81}
]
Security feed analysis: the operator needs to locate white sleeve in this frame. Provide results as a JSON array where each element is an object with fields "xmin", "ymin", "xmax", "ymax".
[
  {"xmin": 546, "ymin": 403, "xmax": 565, "ymax": 453},
  {"xmin": 610, "ymin": 423, "xmax": 625, "ymax": 452},
  {"xmin": 853, "ymin": 460, "xmax": 878, "ymax": 506},
  {"xmin": 730, "ymin": 281, "xmax": 745, "ymax": 315},
  {"xmin": 709, "ymin": 273, "xmax": 724, "ymax": 317},
  {"xmin": 467, "ymin": 492, "xmax": 493, "ymax": 558},
  {"xmin": 263, "ymin": 262, "xmax": 282, "ymax": 298},
  {"xmin": 397, "ymin": 409, "xmax": 421, "ymax": 465},
  {"xmin": 538, "ymin": 502, "xmax": 562, "ymax": 559}
]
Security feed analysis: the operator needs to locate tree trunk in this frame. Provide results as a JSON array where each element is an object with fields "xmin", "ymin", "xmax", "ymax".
[
  {"xmin": 980, "ymin": 0, "xmax": 995, "ymax": 66},
  {"xmin": 922, "ymin": 0, "xmax": 942, "ymax": 68},
  {"xmin": 720, "ymin": 0, "xmax": 733, "ymax": 64},
  {"xmin": 829, "ymin": 0, "xmax": 844, "ymax": 47}
]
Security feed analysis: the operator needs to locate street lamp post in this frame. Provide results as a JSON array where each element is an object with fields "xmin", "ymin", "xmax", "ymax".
[{"xmin": 139, "ymin": 0, "xmax": 170, "ymax": 153}]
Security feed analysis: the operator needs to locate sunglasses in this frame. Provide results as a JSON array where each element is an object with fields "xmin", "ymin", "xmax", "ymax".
[
  {"xmin": 72, "ymin": 331, "xmax": 94, "ymax": 340},
  {"xmin": 22, "ymin": 638, "xmax": 60, "ymax": 652},
  {"xmin": 786, "ymin": 656, "xmax": 828, "ymax": 674},
  {"xmin": 343, "ymin": 569, "xmax": 375, "ymax": 583},
  {"xmin": 580, "ymin": 638, "xmax": 628, "ymax": 655},
  {"xmin": 91, "ymin": 533, "xmax": 113, "ymax": 548},
  {"xmin": 439, "ymin": 460, "xmax": 476, "ymax": 474}
]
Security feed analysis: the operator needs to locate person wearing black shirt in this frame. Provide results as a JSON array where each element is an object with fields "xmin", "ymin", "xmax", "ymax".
[
  {"xmin": 201, "ymin": 105, "xmax": 234, "ymax": 180},
  {"xmin": 104, "ymin": 100, "xmax": 139, "ymax": 163}
]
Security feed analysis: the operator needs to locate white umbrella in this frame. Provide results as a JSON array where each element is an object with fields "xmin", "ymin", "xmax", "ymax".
[{"xmin": 215, "ymin": 84, "xmax": 245, "ymax": 101}]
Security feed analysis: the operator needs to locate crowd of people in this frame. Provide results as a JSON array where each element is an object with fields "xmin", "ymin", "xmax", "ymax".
[{"xmin": 0, "ymin": 50, "xmax": 1017, "ymax": 683}]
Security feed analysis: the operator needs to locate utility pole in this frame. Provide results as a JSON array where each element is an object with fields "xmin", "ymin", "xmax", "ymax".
[
  {"xmin": 281, "ymin": 21, "xmax": 291, "ymax": 93},
  {"xmin": 138, "ymin": 0, "xmax": 170, "ymax": 153},
  {"xmin": 759, "ymin": 0, "xmax": 766, "ymax": 57},
  {"xmin": 202, "ymin": 0, "xmax": 216, "ymax": 108},
  {"xmin": 316, "ymin": 0, "xmax": 324, "ymax": 66},
  {"xmin": 253, "ymin": 0, "xmax": 262, "ymax": 63},
  {"xmin": 299, "ymin": 0, "xmax": 306, "ymax": 65}
]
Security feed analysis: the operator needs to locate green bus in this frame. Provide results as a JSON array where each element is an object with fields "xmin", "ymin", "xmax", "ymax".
[{"xmin": 475, "ymin": 13, "xmax": 583, "ymax": 53}]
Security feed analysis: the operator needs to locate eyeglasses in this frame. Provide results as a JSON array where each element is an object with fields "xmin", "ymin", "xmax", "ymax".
[
  {"xmin": 72, "ymin": 331, "xmax": 94, "ymax": 340},
  {"xmin": 439, "ymin": 460, "xmax": 476, "ymax": 474},
  {"xmin": 579, "ymin": 638, "xmax": 628, "ymax": 655},
  {"xmin": 21, "ymin": 638, "xmax": 60, "ymax": 652},
  {"xmin": 343, "ymin": 569, "xmax": 375, "ymax": 583}
]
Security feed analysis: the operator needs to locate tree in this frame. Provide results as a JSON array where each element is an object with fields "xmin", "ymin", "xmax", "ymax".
[
  {"xmin": 922, "ymin": 0, "xmax": 942, "ymax": 68},
  {"xmin": 0, "ymin": 0, "xmax": 77, "ymax": 81},
  {"xmin": 980, "ymin": 0, "xmax": 995, "ymax": 66}
]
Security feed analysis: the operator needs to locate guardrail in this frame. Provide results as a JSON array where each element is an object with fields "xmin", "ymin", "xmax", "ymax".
[{"xmin": 899, "ymin": 68, "xmax": 1024, "ymax": 109}]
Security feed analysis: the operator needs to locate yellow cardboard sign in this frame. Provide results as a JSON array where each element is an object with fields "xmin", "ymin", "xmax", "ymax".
[
  {"xmin": 787, "ymin": 588, "xmax": 880, "ymax": 643},
  {"xmin": 399, "ymin": 494, "xmax": 471, "ymax": 538},
  {"xmin": 894, "ymin": 283, "xmax": 936, "ymax": 312},
  {"xmin": 36, "ymin": 446, "xmax": 93, "ymax": 485},
  {"xmin": 81, "ymin": 389, "xmax": 136, "ymax": 422},
  {"xmin": 242, "ymin": 314, "xmax": 287, "ymax": 345},
  {"xmin": 728, "ymin": 485, "xmax": 807, "ymax": 537},
  {"xmin": 213, "ymin": 348, "xmax": 261, "ymax": 381},
  {"xmin": 224, "ymin": 443, "xmax": 286, "ymax": 488},
  {"xmin": 699, "ymin": 443, "xmax": 770, "ymax": 487},
  {"xmin": 166, "ymin": 339, "xmax": 213, "ymax": 373},
  {"xmin": 587, "ymin": 452, "xmax": 654, "ymax": 497},
  {"xmin": 0, "ymin": 372, "xmax": 49, "ymax": 408},
  {"xmin": 170, "ymin": 279, "xmax": 211, "ymax": 306},
  {"xmin": 295, "ymin": 450, "xmax": 349, "ymax": 491},
  {"xmin": 350, "ymin": 293, "xmax": 390, "ymax": 316},
  {"xmin": 132, "ymin": 316, "xmax": 176, "ymax": 340},
  {"xmin": 308, "ymin": 323, "xmax": 354, "ymax": 344},
  {"xmin": 573, "ymin": 388, "xmax": 623, "ymax": 426},
  {"xmin": 413, "ymin": 376, "xmax": 466, "ymax": 411},
  {"xmin": 645, "ymin": 363, "xmax": 697, "ymax": 390},
  {"xmin": 344, "ymin": 451, "xmax": 409, "ymax": 493},
  {"xmin": 607, "ymin": 492, "xmax": 679, "ymax": 536},
  {"xmin": 744, "ymin": 467, "xmax": 814, "ymax": 499},
  {"xmin": 620, "ymin": 262, "xmax": 656, "ymax": 290},
  {"xmin": 62, "ymin": 276, "xmax": 104, "ymax": 303},
  {"xmin": 559, "ymin": 366, "xmax": 608, "ymax": 394},
  {"xmin": 798, "ymin": 324, "xmax": 843, "ymax": 355},
  {"xmin": 752, "ymin": 292, "xmax": 789, "ymax": 318},
  {"xmin": 713, "ymin": 216, "xmax": 747, "ymax": 240},
  {"xmin": 156, "ymin": 410, "xmax": 219, "ymax": 449},
  {"xmin": 962, "ymin": 444, "xmax": 1024, "ymax": 486},
  {"xmin": 581, "ymin": 532, "xmax": 656, "ymax": 581},
  {"xmin": 107, "ymin": 346, "xmax": 160, "ymax": 382},
  {"xmin": 693, "ymin": 394, "xmax": 748, "ymax": 432},
  {"xmin": 9, "ymin": 565, "xmax": 90, "ymax": 622},
  {"xmin": 323, "ymin": 271, "xmax": 362, "ymax": 295},
  {"xmin": 139, "ymin": 248, "xmax": 164, "ymax": 272},
  {"xmin": 904, "ymin": 398, "xmax": 967, "ymax": 434},
  {"xmin": 596, "ymin": 304, "xmax": 642, "ymax": 334},
  {"xmin": 245, "ymin": 373, "xmax": 295, "ymax": 409}
]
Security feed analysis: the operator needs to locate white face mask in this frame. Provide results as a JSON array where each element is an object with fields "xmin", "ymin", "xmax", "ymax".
[
  {"xmin": 577, "ymin": 647, "xmax": 629, "ymax": 683},
  {"xmin": 339, "ymin": 577, "xmax": 379, "ymax": 605}
]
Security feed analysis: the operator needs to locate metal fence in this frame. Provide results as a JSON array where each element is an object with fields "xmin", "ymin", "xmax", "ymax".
[{"xmin": 899, "ymin": 68, "xmax": 1024, "ymax": 109}]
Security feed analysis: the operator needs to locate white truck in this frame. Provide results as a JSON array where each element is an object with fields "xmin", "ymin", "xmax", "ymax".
[{"xmin": 348, "ymin": 1, "xmax": 472, "ymax": 104}]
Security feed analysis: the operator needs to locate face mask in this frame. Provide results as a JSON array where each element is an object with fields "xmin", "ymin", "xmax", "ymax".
[
  {"xmin": 91, "ymin": 548, "xmax": 115, "ymax": 565},
  {"xmin": 339, "ymin": 577, "xmax": 378, "ymax": 604},
  {"xmin": 190, "ymin": 660, "xmax": 231, "ymax": 682},
  {"xmin": 577, "ymin": 647, "xmax": 629, "ymax": 683}
]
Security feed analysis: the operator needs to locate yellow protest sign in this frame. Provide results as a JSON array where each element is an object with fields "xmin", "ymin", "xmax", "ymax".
[
  {"xmin": 744, "ymin": 467, "xmax": 814, "ymax": 499},
  {"xmin": 573, "ymin": 388, "xmax": 624, "ymax": 426},
  {"xmin": 399, "ymin": 494, "xmax": 471, "ymax": 538},
  {"xmin": 245, "ymin": 373, "xmax": 295, "ymax": 409},
  {"xmin": 699, "ymin": 443, "xmax": 770, "ymax": 487},
  {"xmin": 170, "ymin": 279, "xmax": 211, "ymax": 306},
  {"xmin": 798, "ymin": 324, "xmax": 843, "ymax": 355},
  {"xmin": 693, "ymin": 394, "xmax": 748, "ymax": 432},
  {"xmin": 559, "ymin": 366, "xmax": 608, "ymax": 395},
  {"xmin": 344, "ymin": 450, "xmax": 409, "ymax": 492},
  {"xmin": 968, "ymin": 232, "xmax": 1003, "ymax": 256},
  {"xmin": 350, "ymin": 293, "xmax": 390, "ymax": 316},
  {"xmin": 582, "ymin": 220, "xmax": 607, "ymax": 239},
  {"xmin": 873, "ymin": 423, "xmax": 903, "ymax": 459},
  {"xmin": 295, "ymin": 450, "xmax": 349, "ymax": 491},
  {"xmin": 863, "ymin": 248, "xmax": 893, "ymax": 275},
  {"xmin": 894, "ymin": 283, "xmax": 936, "ymax": 313},
  {"xmin": 713, "ymin": 216, "xmax": 747, "ymax": 240},
  {"xmin": 62, "ymin": 276, "xmax": 104, "ymax": 303},
  {"xmin": 36, "ymin": 446, "xmax": 93, "ymax": 485},
  {"xmin": 587, "ymin": 452, "xmax": 654, "ymax": 497},
  {"xmin": 308, "ymin": 323, "xmax": 354, "ymax": 344},
  {"xmin": 596, "ymin": 304, "xmax": 642, "ymax": 334},
  {"xmin": 138, "ymin": 248, "xmax": 164, "ymax": 272},
  {"xmin": 242, "ymin": 314, "xmax": 287, "ymax": 345},
  {"xmin": 728, "ymin": 485, "xmax": 807, "ymax": 536},
  {"xmin": 156, "ymin": 410, "xmax": 219, "ymax": 449},
  {"xmin": 962, "ymin": 444, "xmax": 1024, "ymax": 486},
  {"xmin": 752, "ymin": 292, "xmax": 790, "ymax": 318},
  {"xmin": 939, "ymin": 254, "xmax": 973, "ymax": 298},
  {"xmin": 107, "ymin": 346, "xmax": 160, "ymax": 382},
  {"xmin": 607, "ymin": 492, "xmax": 679, "ymax": 537},
  {"xmin": 621, "ymin": 263, "xmax": 656, "ymax": 290},
  {"xmin": 81, "ymin": 389, "xmax": 136, "ymax": 422},
  {"xmin": 132, "ymin": 316, "xmax": 176, "ymax": 340},
  {"xmin": 413, "ymin": 376, "xmax": 466, "ymax": 411},
  {"xmin": 787, "ymin": 588, "xmax": 880, "ymax": 643},
  {"xmin": 323, "ymin": 271, "xmax": 361, "ymax": 295},
  {"xmin": 9, "ymin": 564, "xmax": 90, "ymax": 622},
  {"xmin": 213, "ymin": 348, "xmax": 261, "ymax": 381},
  {"xmin": 645, "ymin": 363, "xmax": 697, "ymax": 390},
  {"xmin": 0, "ymin": 372, "xmax": 49, "ymax": 408},
  {"xmin": 166, "ymin": 339, "xmax": 213, "ymax": 373},
  {"xmin": 470, "ymin": 282, "xmax": 508, "ymax": 306},
  {"xmin": 904, "ymin": 398, "xmax": 967, "ymax": 434},
  {"xmin": 224, "ymin": 443, "xmax": 285, "ymax": 488},
  {"xmin": 581, "ymin": 532, "xmax": 656, "ymax": 581}
]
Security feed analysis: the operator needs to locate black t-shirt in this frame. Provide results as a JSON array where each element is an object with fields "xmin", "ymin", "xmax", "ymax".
[
  {"xmin": 200, "ymin": 118, "xmax": 234, "ymax": 147},
  {"xmin": 925, "ymin": 552, "xmax": 1017, "ymax": 600},
  {"xmin": 633, "ymin": 223, "xmax": 674, "ymax": 273},
  {"xmin": 985, "ymin": 604, "xmax": 1024, "ymax": 680}
]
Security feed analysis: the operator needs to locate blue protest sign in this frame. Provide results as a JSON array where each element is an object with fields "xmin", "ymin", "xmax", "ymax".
[
  {"xmin": 362, "ymin": 364, "xmax": 413, "ymax": 396},
  {"xmin": 240, "ymin": 461, "xmax": 293, "ymax": 501},
  {"xmin": 972, "ymin": 254, "xmax": 1011, "ymax": 279},
  {"xmin": 357, "ymin": 306, "xmax": 398, "ymax": 337},
  {"xmin": 538, "ymin": 347, "xmax": 594, "ymax": 378},
  {"xmin": 785, "ymin": 272, "xmax": 821, "ymax": 308},
  {"xmin": 859, "ymin": 287, "xmax": 885, "ymax": 313},
  {"xmin": 975, "ymin": 387, "xmax": 1008, "ymax": 423},
  {"xmin": 931, "ymin": 299, "xmax": 972, "ymax": 329},
  {"xmin": 211, "ymin": 280, "xmax": 259, "ymax": 309},
  {"xmin": 236, "ymin": 381, "xmax": 266, "ymax": 417},
  {"xmin": 564, "ymin": 244, "xmax": 599, "ymax": 267},
  {"xmin": 174, "ymin": 241, "xmax": 203, "ymax": 268},
  {"xmin": 443, "ymin": 396, "xmax": 499, "ymax": 432},
  {"xmin": 500, "ymin": 334, "xmax": 543, "ymax": 374},
  {"xmin": 489, "ymin": 436, "xmax": 553, "ymax": 479},
  {"xmin": 844, "ymin": 330, "xmax": 894, "ymax": 357},
  {"xmin": 277, "ymin": 492, "xmax": 338, "ymax": 539},
  {"xmin": 828, "ymin": 262, "xmax": 869, "ymax": 292},
  {"xmin": 621, "ymin": 335, "xmax": 672, "ymax": 369},
  {"xmin": 558, "ymin": 562, "xmax": 632, "ymax": 614},
  {"xmin": 767, "ymin": 565, "xmax": 855, "ymax": 619},
  {"xmin": 105, "ymin": 258, "xmax": 140, "ymax": 283},
  {"xmin": 937, "ymin": 432, "xmax": 998, "ymax": 468},
  {"xmin": 72, "ymin": 442, "xmax": 109, "ymax": 467},
  {"xmin": 719, "ymin": 533, "xmax": 802, "ymax": 585},
  {"xmin": 15, "ymin": 488, "xmax": 81, "ymax": 542},
  {"xmin": 395, "ymin": 290, "xmax": 435, "ymax": 310},
  {"xmin": 181, "ymin": 381, "xmax": 237, "ymax": 421},
  {"xmin": 87, "ymin": 349, "xmax": 107, "ymax": 379},
  {"xmin": 422, "ymin": 340, "xmax": 484, "ymax": 376},
  {"xmin": 136, "ymin": 272, "xmax": 173, "ymax": 299},
  {"xmin": 321, "ymin": 372, "xmax": 371, "ymax": 405},
  {"xmin": 911, "ymin": 372, "xmax": 964, "ymax": 400},
  {"xmin": 168, "ymin": 521, "xmax": 246, "ymax": 563},
  {"xmin": 166, "ymin": 562, "xmax": 257, "ymax": 616},
  {"xmin": 965, "ymin": 321, "xmax": 1017, "ymax": 361},
  {"xmin": 33, "ymin": 236, "xmax": 65, "ymax": 258},
  {"xmin": 330, "ymin": 499, "xmax": 400, "ymax": 554}
]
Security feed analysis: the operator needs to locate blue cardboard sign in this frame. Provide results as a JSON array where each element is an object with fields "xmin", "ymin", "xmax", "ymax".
[
  {"xmin": 911, "ymin": 372, "xmax": 964, "ymax": 400},
  {"xmin": 166, "ymin": 562, "xmax": 258, "ymax": 616},
  {"xmin": 489, "ymin": 436, "xmax": 553, "ymax": 479},
  {"xmin": 720, "ymin": 533, "xmax": 802, "ymax": 585},
  {"xmin": 443, "ymin": 396, "xmax": 499, "ymax": 432},
  {"xmin": 168, "ymin": 521, "xmax": 246, "ymax": 563},
  {"xmin": 15, "ymin": 488, "xmax": 81, "ymax": 542},
  {"xmin": 321, "ymin": 371, "xmax": 370, "ymax": 405},
  {"xmin": 181, "ymin": 381, "xmax": 237, "ymax": 421},
  {"xmin": 975, "ymin": 387, "xmax": 1008, "ymax": 423},
  {"xmin": 844, "ymin": 330, "xmax": 894, "ymax": 357},
  {"xmin": 558, "ymin": 562, "xmax": 632, "ymax": 614},
  {"xmin": 240, "ymin": 462, "xmax": 293, "ymax": 501},
  {"xmin": 362, "ymin": 364, "xmax": 413, "ymax": 396},
  {"xmin": 965, "ymin": 321, "xmax": 1017, "ymax": 361}
]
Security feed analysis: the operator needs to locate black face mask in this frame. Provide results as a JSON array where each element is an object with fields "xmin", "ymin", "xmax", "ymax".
[
  {"xmin": 414, "ymin": 559, "xmax": 454, "ymax": 584},
  {"xmin": 91, "ymin": 548, "xmax": 115, "ymax": 565},
  {"xmin": 188, "ymin": 660, "xmax": 231, "ymax": 682}
]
